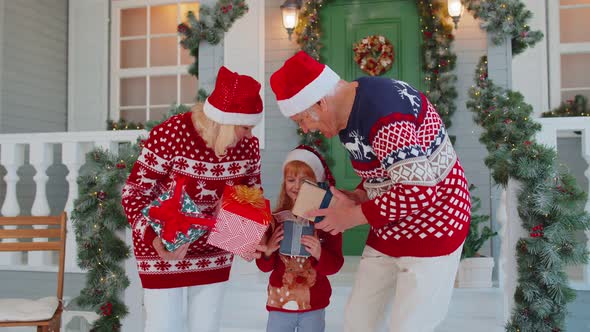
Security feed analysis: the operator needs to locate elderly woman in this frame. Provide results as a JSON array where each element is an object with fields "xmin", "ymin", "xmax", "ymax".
[{"xmin": 121, "ymin": 66, "xmax": 263, "ymax": 332}]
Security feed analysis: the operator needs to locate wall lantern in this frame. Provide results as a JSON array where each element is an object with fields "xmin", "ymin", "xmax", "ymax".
[
  {"xmin": 448, "ymin": 0, "xmax": 464, "ymax": 29},
  {"xmin": 281, "ymin": 0, "xmax": 302, "ymax": 40}
]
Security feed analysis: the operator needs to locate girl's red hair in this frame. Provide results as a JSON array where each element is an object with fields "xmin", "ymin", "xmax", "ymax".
[{"xmin": 274, "ymin": 160, "xmax": 316, "ymax": 213}]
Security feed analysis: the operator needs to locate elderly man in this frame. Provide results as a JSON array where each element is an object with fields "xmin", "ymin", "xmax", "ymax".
[{"xmin": 270, "ymin": 51, "xmax": 471, "ymax": 332}]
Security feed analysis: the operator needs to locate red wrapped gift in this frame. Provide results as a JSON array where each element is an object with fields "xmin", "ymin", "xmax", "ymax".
[
  {"xmin": 206, "ymin": 185, "xmax": 271, "ymax": 261},
  {"xmin": 145, "ymin": 176, "xmax": 216, "ymax": 251}
]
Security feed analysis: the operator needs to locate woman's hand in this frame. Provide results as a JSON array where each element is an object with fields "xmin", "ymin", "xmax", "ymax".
[
  {"xmin": 152, "ymin": 237, "xmax": 190, "ymax": 260},
  {"xmin": 301, "ymin": 235, "xmax": 321, "ymax": 260}
]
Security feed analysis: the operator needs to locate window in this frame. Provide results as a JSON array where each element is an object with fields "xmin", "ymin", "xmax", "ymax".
[
  {"xmin": 548, "ymin": 0, "xmax": 590, "ymax": 107},
  {"xmin": 111, "ymin": 1, "xmax": 199, "ymax": 123}
]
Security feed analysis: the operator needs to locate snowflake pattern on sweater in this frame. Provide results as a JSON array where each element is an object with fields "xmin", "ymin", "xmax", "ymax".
[
  {"xmin": 340, "ymin": 77, "xmax": 471, "ymax": 257},
  {"xmin": 121, "ymin": 112, "xmax": 262, "ymax": 289}
]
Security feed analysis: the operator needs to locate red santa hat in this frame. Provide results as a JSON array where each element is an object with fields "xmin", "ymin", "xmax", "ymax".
[
  {"xmin": 204, "ymin": 66, "xmax": 263, "ymax": 126},
  {"xmin": 283, "ymin": 145, "xmax": 335, "ymax": 186},
  {"xmin": 270, "ymin": 51, "xmax": 340, "ymax": 117}
]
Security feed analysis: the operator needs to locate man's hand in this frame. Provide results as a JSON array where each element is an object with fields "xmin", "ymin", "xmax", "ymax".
[
  {"xmin": 308, "ymin": 187, "xmax": 368, "ymax": 235},
  {"xmin": 339, "ymin": 188, "xmax": 369, "ymax": 204},
  {"xmin": 153, "ymin": 237, "xmax": 190, "ymax": 260}
]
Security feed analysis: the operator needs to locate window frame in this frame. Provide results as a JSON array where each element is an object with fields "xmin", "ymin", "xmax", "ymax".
[
  {"xmin": 547, "ymin": 1, "xmax": 590, "ymax": 108},
  {"xmin": 110, "ymin": 0, "xmax": 198, "ymax": 123}
]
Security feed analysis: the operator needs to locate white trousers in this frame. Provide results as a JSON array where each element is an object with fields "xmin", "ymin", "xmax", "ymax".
[
  {"xmin": 344, "ymin": 245, "xmax": 462, "ymax": 332},
  {"xmin": 143, "ymin": 282, "xmax": 226, "ymax": 332}
]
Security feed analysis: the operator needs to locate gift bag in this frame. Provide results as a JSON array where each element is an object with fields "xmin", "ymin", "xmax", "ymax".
[
  {"xmin": 274, "ymin": 210, "xmax": 315, "ymax": 257},
  {"xmin": 142, "ymin": 177, "xmax": 215, "ymax": 252},
  {"xmin": 206, "ymin": 185, "xmax": 271, "ymax": 261}
]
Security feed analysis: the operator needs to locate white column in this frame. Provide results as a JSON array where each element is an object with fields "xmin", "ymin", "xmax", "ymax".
[
  {"xmin": 0, "ymin": 143, "xmax": 25, "ymax": 265},
  {"xmin": 63, "ymin": 141, "xmax": 85, "ymax": 273},
  {"xmin": 580, "ymin": 129, "xmax": 590, "ymax": 288},
  {"xmin": 496, "ymin": 189, "xmax": 508, "ymax": 290},
  {"xmin": 122, "ymin": 228, "xmax": 144, "ymax": 332},
  {"xmin": 28, "ymin": 143, "xmax": 54, "ymax": 267},
  {"xmin": 500, "ymin": 179, "xmax": 528, "ymax": 322}
]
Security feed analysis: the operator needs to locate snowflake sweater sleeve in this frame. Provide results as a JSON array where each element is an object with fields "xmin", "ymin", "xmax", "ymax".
[
  {"xmin": 121, "ymin": 127, "xmax": 172, "ymax": 243},
  {"xmin": 360, "ymin": 116, "xmax": 439, "ymax": 228},
  {"xmin": 246, "ymin": 138, "xmax": 262, "ymax": 187}
]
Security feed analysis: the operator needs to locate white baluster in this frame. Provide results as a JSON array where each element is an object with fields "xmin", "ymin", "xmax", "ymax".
[
  {"xmin": 0, "ymin": 143, "xmax": 25, "ymax": 265},
  {"xmin": 28, "ymin": 143, "xmax": 54, "ymax": 267},
  {"xmin": 580, "ymin": 129, "xmax": 590, "ymax": 288},
  {"xmin": 500, "ymin": 179, "xmax": 528, "ymax": 321},
  {"xmin": 63, "ymin": 142, "xmax": 85, "ymax": 273}
]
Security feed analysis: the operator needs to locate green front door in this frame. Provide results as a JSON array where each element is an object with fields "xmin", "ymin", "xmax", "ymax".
[{"xmin": 320, "ymin": 0, "xmax": 423, "ymax": 255}]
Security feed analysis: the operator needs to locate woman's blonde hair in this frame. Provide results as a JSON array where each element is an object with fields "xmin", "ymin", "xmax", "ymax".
[
  {"xmin": 274, "ymin": 160, "xmax": 317, "ymax": 213},
  {"xmin": 191, "ymin": 103, "xmax": 238, "ymax": 157}
]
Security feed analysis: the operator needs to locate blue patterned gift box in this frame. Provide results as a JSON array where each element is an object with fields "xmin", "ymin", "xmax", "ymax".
[
  {"xmin": 280, "ymin": 219, "xmax": 315, "ymax": 257},
  {"xmin": 142, "ymin": 182, "xmax": 211, "ymax": 252},
  {"xmin": 274, "ymin": 210, "xmax": 315, "ymax": 257}
]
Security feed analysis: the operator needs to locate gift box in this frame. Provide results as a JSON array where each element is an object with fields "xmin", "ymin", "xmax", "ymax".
[
  {"xmin": 292, "ymin": 180, "xmax": 335, "ymax": 223},
  {"xmin": 274, "ymin": 210, "xmax": 315, "ymax": 257},
  {"xmin": 142, "ymin": 177, "xmax": 215, "ymax": 252},
  {"xmin": 206, "ymin": 185, "xmax": 271, "ymax": 261}
]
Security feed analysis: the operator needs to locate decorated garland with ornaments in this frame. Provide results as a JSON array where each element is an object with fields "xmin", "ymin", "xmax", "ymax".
[
  {"xmin": 72, "ymin": 1, "xmax": 246, "ymax": 330},
  {"xmin": 467, "ymin": 56, "xmax": 589, "ymax": 332}
]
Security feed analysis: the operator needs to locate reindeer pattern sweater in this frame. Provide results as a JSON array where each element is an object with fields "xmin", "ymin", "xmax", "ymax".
[
  {"xmin": 121, "ymin": 112, "xmax": 262, "ymax": 289},
  {"xmin": 341, "ymin": 77, "xmax": 471, "ymax": 258},
  {"xmin": 256, "ymin": 219, "xmax": 343, "ymax": 313}
]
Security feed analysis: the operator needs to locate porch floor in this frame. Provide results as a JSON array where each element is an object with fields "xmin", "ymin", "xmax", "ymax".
[{"xmin": 2, "ymin": 256, "xmax": 589, "ymax": 331}]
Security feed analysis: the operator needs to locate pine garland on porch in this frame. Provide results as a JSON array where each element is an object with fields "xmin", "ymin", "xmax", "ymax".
[
  {"xmin": 177, "ymin": 0, "xmax": 248, "ymax": 76},
  {"xmin": 541, "ymin": 95, "xmax": 590, "ymax": 118},
  {"xmin": 72, "ymin": 1, "xmax": 244, "ymax": 330},
  {"xmin": 467, "ymin": 56, "xmax": 590, "ymax": 332},
  {"xmin": 464, "ymin": 0, "xmax": 543, "ymax": 56}
]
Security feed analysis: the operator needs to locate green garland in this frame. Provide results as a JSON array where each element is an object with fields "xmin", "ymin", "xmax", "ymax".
[
  {"xmin": 72, "ymin": 1, "xmax": 243, "ymax": 329},
  {"xmin": 106, "ymin": 119, "xmax": 144, "ymax": 131},
  {"xmin": 541, "ymin": 95, "xmax": 590, "ymax": 118},
  {"xmin": 465, "ymin": 0, "xmax": 543, "ymax": 55},
  {"xmin": 177, "ymin": 0, "xmax": 248, "ymax": 76},
  {"xmin": 467, "ymin": 56, "xmax": 590, "ymax": 332}
]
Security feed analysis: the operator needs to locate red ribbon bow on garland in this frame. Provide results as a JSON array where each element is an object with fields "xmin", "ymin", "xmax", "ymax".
[
  {"xmin": 100, "ymin": 302, "xmax": 112, "ymax": 316},
  {"xmin": 149, "ymin": 177, "xmax": 216, "ymax": 242},
  {"xmin": 530, "ymin": 225, "xmax": 544, "ymax": 238}
]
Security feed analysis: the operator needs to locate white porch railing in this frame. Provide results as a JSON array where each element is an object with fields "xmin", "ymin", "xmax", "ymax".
[
  {"xmin": 0, "ymin": 130, "xmax": 146, "ymax": 273},
  {"xmin": 499, "ymin": 117, "xmax": 590, "ymax": 321}
]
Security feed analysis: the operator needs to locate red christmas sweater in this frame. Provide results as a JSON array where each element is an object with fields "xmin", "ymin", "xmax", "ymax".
[
  {"xmin": 256, "ymin": 219, "xmax": 343, "ymax": 313},
  {"xmin": 121, "ymin": 112, "xmax": 262, "ymax": 289},
  {"xmin": 341, "ymin": 77, "xmax": 471, "ymax": 258}
]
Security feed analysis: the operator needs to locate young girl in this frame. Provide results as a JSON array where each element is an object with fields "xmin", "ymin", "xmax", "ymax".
[{"xmin": 256, "ymin": 145, "xmax": 343, "ymax": 332}]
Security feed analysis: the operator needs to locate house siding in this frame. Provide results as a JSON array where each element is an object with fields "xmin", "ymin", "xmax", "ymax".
[
  {"xmin": 0, "ymin": 0, "xmax": 68, "ymax": 133},
  {"xmin": 0, "ymin": 0, "xmax": 69, "ymax": 217},
  {"xmin": 261, "ymin": 0, "xmax": 300, "ymax": 204}
]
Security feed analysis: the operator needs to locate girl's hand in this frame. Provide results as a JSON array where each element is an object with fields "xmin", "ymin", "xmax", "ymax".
[
  {"xmin": 301, "ymin": 235, "xmax": 321, "ymax": 260},
  {"xmin": 255, "ymin": 224, "xmax": 284, "ymax": 259},
  {"xmin": 265, "ymin": 224, "xmax": 284, "ymax": 258},
  {"xmin": 152, "ymin": 237, "xmax": 189, "ymax": 260}
]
